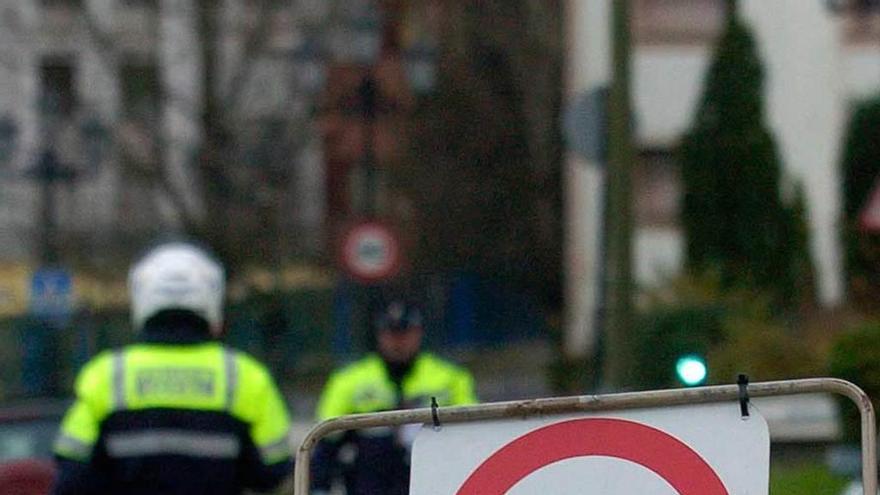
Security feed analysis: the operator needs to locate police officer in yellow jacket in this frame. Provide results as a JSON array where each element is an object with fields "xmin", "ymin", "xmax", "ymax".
[
  {"xmin": 311, "ymin": 300, "xmax": 477, "ymax": 495},
  {"xmin": 51, "ymin": 241, "xmax": 293, "ymax": 495}
]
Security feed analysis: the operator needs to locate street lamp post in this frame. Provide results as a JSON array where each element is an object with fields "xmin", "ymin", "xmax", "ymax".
[
  {"xmin": 323, "ymin": 11, "xmax": 385, "ymax": 355},
  {"xmin": 20, "ymin": 113, "xmax": 108, "ymax": 397},
  {"xmin": 359, "ymin": 74, "xmax": 378, "ymax": 218},
  {"xmin": 28, "ymin": 120, "xmax": 109, "ymax": 267},
  {"xmin": 0, "ymin": 112, "xmax": 108, "ymax": 268},
  {"xmin": 352, "ymin": 21, "xmax": 438, "ymax": 351},
  {"xmin": 300, "ymin": 2, "xmax": 438, "ymax": 355},
  {"xmin": 30, "ymin": 150, "xmax": 78, "ymax": 266}
]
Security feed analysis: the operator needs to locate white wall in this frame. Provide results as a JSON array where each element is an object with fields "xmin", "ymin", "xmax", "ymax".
[
  {"xmin": 633, "ymin": 47, "xmax": 710, "ymax": 147},
  {"xmin": 742, "ymin": 0, "xmax": 845, "ymax": 305},
  {"xmin": 634, "ymin": 226, "xmax": 684, "ymax": 288},
  {"xmin": 844, "ymin": 47, "xmax": 880, "ymax": 100}
]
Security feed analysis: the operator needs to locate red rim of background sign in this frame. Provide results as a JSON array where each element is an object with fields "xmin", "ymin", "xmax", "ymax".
[
  {"xmin": 340, "ymin": 221, "xmax": 402, "ymax": 283},
  {"xmin": 454, "ymin": 418, "xmax": 729, "ymax": 495},
  {"xmin": 860, "ymin": 176, "xmax": 880, "ymax": 232}
]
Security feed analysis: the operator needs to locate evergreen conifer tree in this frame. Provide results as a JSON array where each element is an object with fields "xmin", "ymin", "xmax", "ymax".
[
  {"xmin": 679, "ymin": 0, "xmax": 807, "ymax": 303},
  {"xmin": 840, "ymin": 96, "xmax": 880, "ymax": 307}
]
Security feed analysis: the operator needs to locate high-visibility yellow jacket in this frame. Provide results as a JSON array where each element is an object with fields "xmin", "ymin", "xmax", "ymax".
[
  {"xmin": 53, "ymin": 338, "xmax": 292, "ymax": 495},
  {"xmin": 312, "ymin": 352, "xmax": 476, "ymax": 494},
  {"xmin": 317, "ymin": 352, "xmax": 476, "ymax": 418}
]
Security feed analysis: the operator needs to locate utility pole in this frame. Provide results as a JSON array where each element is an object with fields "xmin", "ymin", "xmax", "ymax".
[
  {"xmin": 562, "ymin": 0, "xmax": 611, "ymax": 391},
  {"xmin": 602, "ymin": 0, "xmax": 635, "ymax": 390},
  {"xmin": 355, "ymin": 2, "xmax": 394, "ymax": 353}
]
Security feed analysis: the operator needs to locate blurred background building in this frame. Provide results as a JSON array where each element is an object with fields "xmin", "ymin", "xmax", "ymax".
[
  {"xmin": 0, "ymin": 0, "xmax": 564, "ymax": 401},
  {"xmin": 0, "ymin": 1, "xmax": 876, "ymax": 295},
  {"xmin": 0, "ymin": 0, "xmax": 326, "ymax": 271},
  {"xmin": 0, "ymin": 0, "xmax": 878, "ymax": 405},
  {"xmin": 3, "ymin": 2, "xmax": 880, "ymax": 491}
]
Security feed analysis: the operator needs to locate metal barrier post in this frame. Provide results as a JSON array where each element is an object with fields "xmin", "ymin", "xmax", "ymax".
[{"xmin": 293, "ymin": 378, "xmax": 876, "ymax": 495}]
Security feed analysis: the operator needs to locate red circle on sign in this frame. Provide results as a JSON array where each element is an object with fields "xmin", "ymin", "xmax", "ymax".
[
  {"xmin": 455, "ymin": 418, "xmax": 729, "ymax": 495},
  {"xmin": 340, "ymin": 221, "xmax": 402, "ymax": 283}
]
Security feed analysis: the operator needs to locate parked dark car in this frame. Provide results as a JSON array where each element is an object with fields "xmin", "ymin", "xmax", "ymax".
[{"xmin": 0, "ymin": 399, "xmax": 67, "ymax": 495}]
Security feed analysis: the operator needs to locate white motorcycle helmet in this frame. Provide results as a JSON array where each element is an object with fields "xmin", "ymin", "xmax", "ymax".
[{"xmin": 128, "ymin": 241, "xmax": 225, "ymax": 336}]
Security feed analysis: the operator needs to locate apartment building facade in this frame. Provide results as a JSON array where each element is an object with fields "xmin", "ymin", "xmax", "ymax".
[
  {"xmin": 0, "ymin": 0, "xmax": 328, "ymax": 270},
  {"xmin": 3, "ymin": 0, "xmax": 879, "ymax": 313}
]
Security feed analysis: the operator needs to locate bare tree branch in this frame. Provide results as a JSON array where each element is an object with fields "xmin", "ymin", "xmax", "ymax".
[
  {"xmin": 78, "ymin": 1, "xmax": 286, "ymax": 232},
  {"xmin": 114, "ymin": 124, "xmax": 202, "ymax": 233},
  {"xmin": 80, "ymin": 7, "xmax": 119, "ymax": 67},
  {"xmin": 77, "ymin": 0, "xmax": 321, "ymax": 268},
  {"xmin": 80, "ymin": 5, "xmax": 202, "ymax": 117},
  {"xmin": 222, "ymin": 0, "xmax": 288, "ymax": 109}
]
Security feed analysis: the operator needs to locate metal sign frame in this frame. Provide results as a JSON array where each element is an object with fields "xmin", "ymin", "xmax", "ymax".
[{"xmin": 293, "ymin": 378, "xmax": 877, "ymax": 494}]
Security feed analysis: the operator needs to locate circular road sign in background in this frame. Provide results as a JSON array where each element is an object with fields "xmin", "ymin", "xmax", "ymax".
[{"xmin": 340, "ymin": 221, "xmax": 402, "ymax": 283}]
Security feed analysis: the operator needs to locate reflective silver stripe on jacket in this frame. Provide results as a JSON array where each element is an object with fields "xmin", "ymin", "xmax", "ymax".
[
  {"xmin": 113, "ymin": 350, "xmax": 126, "ymax": 411},
  {"xmin": 259, "ymin": 433, "xmax": 292, "ymax": 464},
  {"xmin": 105, "ymin": 429, "xmax": 241, "ymax": 459},
  {"xmin": 55, "ymin": 434, "xmax": 93, "ymax": 460},
  {"xmin": 223, "ymin": 348, "xmax": 237, "ymax": 410}
]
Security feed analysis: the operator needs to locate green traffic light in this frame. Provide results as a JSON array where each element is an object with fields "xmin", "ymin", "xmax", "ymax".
[{"xmin": 675, "ymin": 355, "xmax": 707, "ymax": 386}]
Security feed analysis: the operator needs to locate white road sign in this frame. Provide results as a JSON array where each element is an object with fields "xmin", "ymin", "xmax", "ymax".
[
  {"xmin": 410, "ymin": 402, "xmax": 769, "ymax": 495},
  {"xmin": 340, "ymin": 221, "xmax": 401, "ymax": 283}
]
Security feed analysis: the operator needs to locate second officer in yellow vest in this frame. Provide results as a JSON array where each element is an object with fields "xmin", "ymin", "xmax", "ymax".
[
  {"xmin": 52, "ymin": 241, "xmax": 293, "ymax": 495},
  {"xmin": 311, "ymin": 300, "xmax": 477, "ymax": 495}
]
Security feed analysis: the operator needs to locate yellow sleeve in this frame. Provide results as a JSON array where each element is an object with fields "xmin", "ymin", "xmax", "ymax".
[
  {"xmin": 450, "ymin": 368, "xmax": 478, "ymax": 406},
  {"xmin": 54, "ymin": 353, "xmax": 114, "ymax": 461},
  {"xmin": 315, "ymin": 370, "xmax": 354, "ymax": 421},
  {"xmin": 234, "ymin": 354, "xmax": 292, "ymax": 465}
]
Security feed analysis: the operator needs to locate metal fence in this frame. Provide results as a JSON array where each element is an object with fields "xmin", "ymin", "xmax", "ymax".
[
  {"xmin": 293, "ymin": 378, "xmax": 878, "ymax": 495},
  {"xmin": 3, "ymin": 275, "xmax": 551, "ymax": 400}
]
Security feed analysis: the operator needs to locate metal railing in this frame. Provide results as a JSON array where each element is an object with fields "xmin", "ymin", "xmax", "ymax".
[{"xmin": 293, "ymin": 378, "xmax": 877, "ymax": 494}]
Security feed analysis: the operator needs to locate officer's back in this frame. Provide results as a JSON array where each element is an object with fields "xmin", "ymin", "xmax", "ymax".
[{"xmin": 51, "ymin": 242, "xmax": 293, "ymax": 495}]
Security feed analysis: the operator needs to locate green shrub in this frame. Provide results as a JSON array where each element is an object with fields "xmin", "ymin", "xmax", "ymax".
[
  {"xmin": 708, "ymin": 316, "xmax": 823, "ymax": 384},
  {"xmin": 828, "ymin": 321, "xmax": 880, "ymax": 442},
  {"xmin": 635, "ymin": 274, "xmax": 825, "ymax": 390},
  {"xmin": 841, "ymin": 96, "xmax": 880, "ymax": 310},
  {"xmin": 635, "ymin": 274, "xmax": 731, "ymax": 389},
  {"xmin": 632, "ymin": 306, "xmax": 725, "ymax": 389}
]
